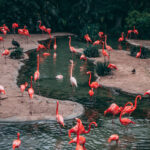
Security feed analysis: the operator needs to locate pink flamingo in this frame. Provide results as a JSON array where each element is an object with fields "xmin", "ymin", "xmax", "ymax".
[
  {"xmin": 126, "ymin": 30, "xmax": 132, "ymax": 39},
  {"xmin": 28, "ymin": 76, "xmax": 34, "ymax": 99},
  {"xmin": 108, "ymin": 134, "xmax": 120, "ymax": 144},
  {"xmin": 38, "ymin": 20, "xmax": 47, "ymax": 33},
  {"xmin": 56, "ymin": 101, "xmax": 64, "ymax": 127},
  {"xmin": 122, "ymin": 95, "xmax": 141, "ymax": 116},
  {"xmin": 144, "ymin": 90, "xmax": 150, "ymax": 96},
  {"xmin": 12, "ymin": 132, "xmax": 21, "ymax": 150},
  {"xmin": 69, "ymin": 36, "xmax": 77, "ymax": 53},
  {"xmin": 105, "ymin": 35, "xmax": 113, "ymax": 51},
  {"xmin": 20, "ymin": 82, "xmax": 28, "ymax": 96},
  {"xmin": 80, "ymin": 54, "xmax": 87, "ymax": 61},
  {"xmin": 89, "ymin": 88, "xmax": 94, "ymax": 97},
  {"xmin": 118, "ymin": 32, "xmax": 124, "ymax": 42},
  {"xmin": 2, "ymin": 49, "xmax": 10, "ymax": 64},
  {"xmin": 86, "ymin": 71, "xmax": 102, "ymax": 89},
  {"xmin": 12, "ymin": 23, "xmax": 19, "ymax": 34},
  {"xmin": 70, "ymin": 60, "xmax": 77, "ymax": 88},
  {"xmin": 119, "ymin": 102, "xmax": 136, "ymax": 126},
  {"xmin": 136, "ymin": 46, "xmax": 142, "ymax": 58},
  {"xmin": 43, "ymin": 52, "xmax": 50, "ymax": 57},
  {"xmin": 84, "ymin": 34, "xmax": 92, "ymax": 45},
  {"xmin": 56, "ymin": 75, "xmax": 63, "ymax": 80},
  {"xmin": 46, "ymin": 28, "xmax": 52, "ymax": 38},
  {"xmin": 102, "ymin": 41, "xmax": 109, "ymax": 62},
  {"xmin": 53, "ymin": 37, "xmax": 57, "ymax": 50},
  {"xmin": 34, "ymin": 54, "xmax": 40, "ymax": 82},
  {"xmin": 37, "ymin": 44, "xmax": 47, "ymax": 52},
  {"xmin": 133, "ymin": 26, "xmax": 138, "ymax": 36},
  {"xmin": 108, "ymin": 64, "xmax": 118, "ymax": 70}
]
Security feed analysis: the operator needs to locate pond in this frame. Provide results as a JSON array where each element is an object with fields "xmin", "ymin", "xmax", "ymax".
[{"xmin": 0, "ymin": 37, "xmax": 150, "ymax": 150}]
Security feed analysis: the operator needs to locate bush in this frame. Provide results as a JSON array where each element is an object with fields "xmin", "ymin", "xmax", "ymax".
[
  {"xmin": 96, "ymin": 62, "xmax": 111, "ymax": 76},
  {"xmin": 129, "ymin": 45, "xmax": 150, "ymax": 59},
  {"xmin": 10, "ymin": 48, "xmax": 23, "ymax": 59},
  {"xmin": 84, "ymin": 46, "xmax": 100, "ymax": 58}
]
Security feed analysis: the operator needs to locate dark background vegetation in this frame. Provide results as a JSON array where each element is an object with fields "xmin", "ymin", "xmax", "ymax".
[{"xmin": 0, "ymin": 0, "xmax": 150, "ymax": 39}]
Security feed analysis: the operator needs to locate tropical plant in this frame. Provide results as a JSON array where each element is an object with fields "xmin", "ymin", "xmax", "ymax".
[
  {"xmin": 84, "ymin": 46, "xmax": 100, "ymax": 57},
  {"xmin": 10, "ymin": 48, "xmax": 23, "ymax": 59}
]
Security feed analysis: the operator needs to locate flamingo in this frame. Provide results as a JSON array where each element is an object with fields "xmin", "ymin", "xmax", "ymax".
[
  {"xmin": 56, "ymin": 75, "xmax": 63, "ymax": 80},
  {"xmin": 38, "ymin": 20, "xmax": 47, "ymax": 33},
  {"xmin": 108, "ymin": 134, "xmax": 120, "ymax": 144},
  {"xmin": 144, "ymin": 90, "xmax": 150, "ymax": 96},
  {"xmin": 43, "ymin": 52, "xmax": 50, "ymax": 57},
  {"xmin": 89, "ymin": 88, "xmax": 94, "ymax": 97},
  {"xmin": 18, "ymin": 28, "xmax": 24, "ymax": 35},
  {"xmin": 20, "ymin": 82, "xmax": 28, "ymax": 96},
  {"xmin": 53, "ymin": 37, "xmax": 57, "ymax": 50},
  {"xmin": 84, "ymin": 34, "xmax": 92, "ymax": 45},
  {"xmin": 133, "ymin": 26, "xmax": 138, "ymax": 36},
  {"xmin": 119, "ymin": 102, "xmax": 136, "ymax": 126},
  {"xmin": 118, "ymin": 32, "xmax": 124, "ymax": 42},
  {"xmin": 126, "ymin": 30, "xmax": 132, "ymax": 39},
  {"xmin": 0, "ymin": 85, "xmax": 6, "ymax": 95},
  {"xmin": 102, "ymin": 41, "xmax": 109, "ymax": 62},
  {"xmin": 2, "ymin": 49, "xmax": 10, "ymax": 64},
  {"xmin": 12, "ymin": 132, "xmax": 21, "ymax": 150},
  {"xmin": 108, "ymin": 64, "xmax": 118, "ymax": 70},
  {"xmin": 69, "ymin": 36, "xmax": 77, "ymax": 53},
  {"xmin": 56, "ymin": 101, "xmax": 64, "ymax": 127},
  {"xmin": 80, "ymin": 54, "xmax": 87, "ymax": 61},
  {"xmin": 121, "ymin": 95, "xmax": 142, "ymax": 116},
  {"xmin": 37, "ymin": 44, "xmax": 47, "ymax": 52},
  {"xmin": 75, "ymin": 129, "xmax": 84, "ymax": 150},
  {"xmin": 136, "ymin": 46, "xmax": 142, "ymax": 58},
  {"xmin": 70, "ymin": 60, "xmax": 77, "ymax": 88},
  {"xmin": 68, "ymin": 118, "xmax": 97, "ymax": 139},
  {"xmin": 93, "ymin": 40, "xmax": 101, "ymax": 46},
  {"xmin": 86, "ymin": 71, "xmax": 102, "ymax": 89},
  {"xmin": 105, "ymin": 35, "xmax": 113, "ymax": 51},
  {"xmin": 3, "ymin": 24, "xmax": 10, "ymax": 32},
  {"xmin": 12, "ymin": 23, "xmax": 19, "ymax": 34},
  {"xmin": 104, "ymin": 103, "xmax": 123, "ymax": 122},
  {"xmin": 34, "ymin": 54, "xmax": 40, "ymax": 82},
  {"xmin": 98, "ymin": 31, "xmax": 104, "ymax": 39},
  {"xmin": 46, "ymin": 28, "xmax": 52, "ymax": 38},
  {"xmin": 28, "ymin": 76, "xmax": 34, "ymax": 99},
  {"xmin": 69, "ymin": 136, "xmax": 86, "ymax": 150}
]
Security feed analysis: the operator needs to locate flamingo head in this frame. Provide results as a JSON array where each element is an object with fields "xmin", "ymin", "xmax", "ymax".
[
  {"xmin": 68, "ymin": 36, "xmax": 71, "ymax": 39},
  {"xmin": 70, "ymin": 60, "xmax": 73, "ymax": 64},
  {"xmin": 86, "ymin": 71, "xmax": 91, "ymax": 75},
  {"xmin": 137, "ymin": 95, "xmax": 142, "ymax": 100},
  {"xmin": 17, "ymin": 132, "xmax": 20, "ymax": 137},
  {"xmin": 75, "ymin": 118, "xmax": 81, "ymax": 124}
]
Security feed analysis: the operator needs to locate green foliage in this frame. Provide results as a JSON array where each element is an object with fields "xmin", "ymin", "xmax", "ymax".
[
  {"xmin": 96, "ymin": 62, "xmax": 111, "ymax": 76},
  {"xmin": 10, "ymin": 48, "xmax": 23, "ymax": 59},
  {"xmin": 84, "ymin": 46, "xmax": 100, "ymax": 58},
  {"xmin": 130, "ymin": 45, "xmax": 150, "ymax": 59},
  {"xmin": 125, "ymin": 10, "xmax": 150, "ymax": 39}
]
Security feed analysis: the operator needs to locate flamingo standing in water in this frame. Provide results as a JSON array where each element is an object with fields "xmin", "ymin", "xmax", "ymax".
[
  {"xmin": 121, "ymin": 95, "xmax": 141, "ymax": 116},
  {"xmin": 53, "ymin": 37, "xmax": 57, "ymax": 50},
  {"xmin": 118, "ymin": 32, "xmax": 124, "ymax": 43},
  {"xmin": 56, "ymin": 101, "xmax": 64, "ymax": 127},
  {"xmin": 108, "ymin": 134, "xmax": 120, "ymax": 144},
  {"xmin": 136, "ymin": 46, "xmax": 142, "ymax": 58},
  {"xmin": 34, "ymin": 54, "xmax": 40, "ymax": 82},
  {"xmin": 119, "ymin": 102, "xmax": 136, "ymax": 126},
  {"xmin": 70, "ymin": 60, "xmax": 77, "ymax": 88},
  {"xmin": 68, "ymin": 118, "xmax": 97, "ymax": 139},
  {"xmin": 104, "ymin": 103, "xmax": 123, "ymax": 122},
  {"xmin": 37, "ymin": 44, "xmax": 47, "ymax": 52},
  {"xmin": 2, "ymin": 49, "xmax": 10, "ymax": 64},
  {"xmin": 12, "ymin": 132, "xmax": 21, "ymax": 150},
  {"xmin": 46, "ymin": 28, "xmax": 52, "ymax": 38},
  {"xmin": 86, "ymin": 71, "xmax": 102, "ymax": 89},
  {"xmin": 69, "ymin": 135, "xmax": 86, "ymax": 150},
  {"xmin": 20, "ymin": 82, "xmax": 28, "ymax": 96},
  {"xmin": 38, "ymin": 20, "xmax": 47, "ymax": 33},
  {"xmin": 28, "ymin": 76, "xmax": 34, "ymax": 99},
  {"xmin": 69, "ymin": 36, "xmax": 77, "ymax": 53}
]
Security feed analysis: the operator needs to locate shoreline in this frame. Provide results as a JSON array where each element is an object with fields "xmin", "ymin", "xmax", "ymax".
[{"xmin": 0, "ymin": 33, "xmax": 84, "ymax": 122}]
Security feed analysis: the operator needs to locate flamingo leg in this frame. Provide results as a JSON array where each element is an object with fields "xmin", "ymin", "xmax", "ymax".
[{"xmin": 83, "ymin": 144, "xmax": 86, "ymax": 150}]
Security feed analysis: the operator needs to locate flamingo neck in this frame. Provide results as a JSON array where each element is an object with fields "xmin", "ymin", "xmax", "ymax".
[
  {"xmin": 30, "ymin": 76, "xmax": 32, "ymax": 88},
  {"xmin": 88, "ymin": 73, "xmax": 91, "ymax": 87},
  {"xmin": 69, "ymin": 37, "xmax": 71, "ymax": 47},
  {"xmin": 56, "ymin": 101, "xmax": 59, "ymax": 115},
  {"xmin": 70, "ymin": 62, "xmax": 73, "ymax": 77},
  {"xmin": 17, "ymin": 135, "xmax": 20, "ymax": 140},
  {"xmin": 37, "ymin": 54, "xmax": 39, "ymax": 71},
  {"xmin": 133, "ymin": 95, "xmax": 141, "ymax": 110},
  {"xmin": 105, "ymin": 36, "xmax": 107, "ymax": 47},
  {"xmin": 84, "ymin": 122, "xmax": 95, "ymax": 133}
]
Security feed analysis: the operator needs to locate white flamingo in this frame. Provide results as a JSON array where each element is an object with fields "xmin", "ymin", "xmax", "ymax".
[{"xmin": 70, "ymin": 60, "xmax": 77, "ymax": 87}]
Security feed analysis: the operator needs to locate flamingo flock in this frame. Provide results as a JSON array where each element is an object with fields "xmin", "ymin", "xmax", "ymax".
[{"xmin": 0, "ymin": 21, "xmax": 148, "ymax": 149}]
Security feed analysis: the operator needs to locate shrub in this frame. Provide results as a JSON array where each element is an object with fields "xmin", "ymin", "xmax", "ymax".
[
  {"xmin": 129, "ymin": 45, "xmax": 150, "ymax": 59},
  {"xmin": 10, "ymin": 48, "xmax": 23, "ymax": 59},
  {"xmin": 96, "ymin": 62, "xmax": 111, "ymax": 76},
  {"xmin": 84, "ymin": 46, "xmax": 100, "ymax": 58}
]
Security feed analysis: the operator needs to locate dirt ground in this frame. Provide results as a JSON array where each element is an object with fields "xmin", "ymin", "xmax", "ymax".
[
  {"xmin": 76, "ymin": 39, "xmax": 150, "ymax": 95},
  {"xmin": 0, "ymin": 33, "xmax": 84, "ymax": 122}
]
